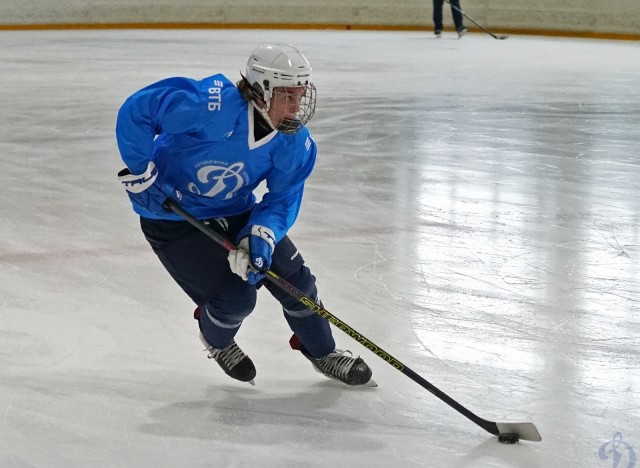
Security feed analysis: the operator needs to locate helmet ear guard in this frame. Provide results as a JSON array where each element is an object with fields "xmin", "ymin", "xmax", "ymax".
[{"xmin": 238, "ymin": 73, "xmax": 267, "ymax": 104}]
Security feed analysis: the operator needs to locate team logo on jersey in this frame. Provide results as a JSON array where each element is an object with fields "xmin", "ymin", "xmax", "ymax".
[{"xmin": 188, "ymin": 162, "xmax": 246, "ymax": 199}]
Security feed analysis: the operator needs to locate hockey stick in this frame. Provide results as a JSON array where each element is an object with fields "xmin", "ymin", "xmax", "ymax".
[
  {"xmin": 163, "ymin": 198, "xmax": 541, "ymax": 442},
  {"xmin": 443, "ymin": 0, "xmax": 509, "ymax": 40}
]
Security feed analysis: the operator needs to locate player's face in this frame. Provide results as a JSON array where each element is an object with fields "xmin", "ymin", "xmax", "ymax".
[{"xmin": 268, "ymin": 86, "xmax": 305, "ymax": 127}]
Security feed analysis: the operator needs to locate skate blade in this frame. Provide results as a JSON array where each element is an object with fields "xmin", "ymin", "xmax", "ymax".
[
  {"xmin": 363, "ymin": 378, "xmax": 378, "ymax": 388},
  {"xmin": 247, "ymin": 379, "xmax": 255, "ymax": 386}
]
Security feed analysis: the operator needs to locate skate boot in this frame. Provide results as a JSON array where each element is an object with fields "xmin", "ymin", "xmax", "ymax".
[
  {"xmin": 311, "ymin": 349, "xmax": 377, "ymax": 387},
  {"xmin": 200, "ymin": 333, "xmax": 256, "ymax": 385},
  {"xmin": 289, "ymin": 335, "xmax": 377, "ymax": 387}
]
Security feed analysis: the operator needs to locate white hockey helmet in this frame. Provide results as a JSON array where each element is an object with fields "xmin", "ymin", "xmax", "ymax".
[{"xmin": 245, "ymin": 43, "xmax": 316, "ymax": 133}]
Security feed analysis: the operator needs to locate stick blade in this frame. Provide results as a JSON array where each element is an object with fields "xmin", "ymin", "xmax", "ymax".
[
  {"xmin": 496, "ymin": 35, "xmax": 509, "ymax": 40},
  {"xmin": 496, "ymin": 422, "xmax": 541, "ymax": 442}
]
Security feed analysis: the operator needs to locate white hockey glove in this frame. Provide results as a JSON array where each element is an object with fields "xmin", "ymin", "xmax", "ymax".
[
  {"xmin": 227, "ymin": 225, "xmax": 276, "ymax": 284},
  {"xmin": 118, "ymin": 161, "xmax": 180, "ymax": 215}
]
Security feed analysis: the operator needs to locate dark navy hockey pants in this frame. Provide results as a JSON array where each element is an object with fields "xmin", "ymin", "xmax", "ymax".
[
  {"xmin": 140, "ymin": 213, "xmax": 335, "ymax": 358},
  {"xmin": 433, "ymin": 0, "xmax": 464, "ymax": 31}
]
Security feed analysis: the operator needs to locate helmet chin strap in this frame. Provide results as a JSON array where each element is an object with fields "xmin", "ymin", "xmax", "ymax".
[{"xmin": 251, "ymin": 100, "xmax": 277, "ymax": 132}]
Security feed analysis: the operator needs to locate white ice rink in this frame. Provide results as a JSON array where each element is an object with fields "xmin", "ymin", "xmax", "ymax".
[{"xmin": 1, "ymin": 28, "xmax": 639, "ymax": 468}]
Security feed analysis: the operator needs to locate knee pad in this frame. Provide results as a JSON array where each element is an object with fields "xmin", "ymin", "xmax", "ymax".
[
  {"xmin": 196, "ymin": 297, "xmax": 255, "ymax": 349},
  {"xmin": 284, "ymin": 302, "xmax": 317, "ymax": 318},
  {"xmin": 201, "ymin": 292, "xmax": 256, "ymax": 329}
]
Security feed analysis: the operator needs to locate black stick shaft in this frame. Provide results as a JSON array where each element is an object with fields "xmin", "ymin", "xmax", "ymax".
[
  {"xmin": 163, "ymin": 198, "xmax": 501, "ymax": 436},
  {"xmin": 443, "ymin": 0, "xmax": 505, "ymax": 40}
]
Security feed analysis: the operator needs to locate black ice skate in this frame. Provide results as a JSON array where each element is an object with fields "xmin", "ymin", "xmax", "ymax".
[
  {"xmin": 289, "ymin": 335, "xmax": 377, "ymax": 387},
  {"xmin": 200, "ymin": 333, "xmax": 256, "ymax": 385},
  {"xmin": 311, "ymin": 350, "xmax": 377, "ymax": 387}
]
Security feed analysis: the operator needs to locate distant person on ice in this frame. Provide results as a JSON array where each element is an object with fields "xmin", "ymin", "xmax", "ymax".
[{"xmin": 433, "ymin": 0, "xmax": 468, "ymax": 38}]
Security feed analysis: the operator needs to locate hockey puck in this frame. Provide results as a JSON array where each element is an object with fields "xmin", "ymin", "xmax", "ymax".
[{"xmin": 498, "ymin": 433, "xmax": 520, "ymax": 444}]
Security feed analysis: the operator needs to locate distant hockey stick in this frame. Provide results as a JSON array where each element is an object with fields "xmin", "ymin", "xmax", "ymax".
[
  {"xmin": 444, "ymin": 0, "xmax": 509, "ymax": 40},
  {"xmin": 163, "ymin": 198, "xmax": 540, "ymax": 442}
]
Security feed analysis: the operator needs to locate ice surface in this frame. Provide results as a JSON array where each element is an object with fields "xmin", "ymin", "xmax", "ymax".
[{"xmin": 0, "ymin": 29, "xmax": 639, "ymax": 467}]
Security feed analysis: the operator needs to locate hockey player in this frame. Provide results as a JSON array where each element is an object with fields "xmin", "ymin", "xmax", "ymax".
[
  {"xmin": 116, "ymin": 43, "xmax": 375, "ymax": 387},
  {"xmin": 432, "ymin": 0, "xmax": 467, "ymax": 38}
]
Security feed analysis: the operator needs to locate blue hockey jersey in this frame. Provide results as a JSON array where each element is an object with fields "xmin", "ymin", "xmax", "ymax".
[{"xmin": 116, "ymin": 74, "xmax": 317, "ymax": 243}]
